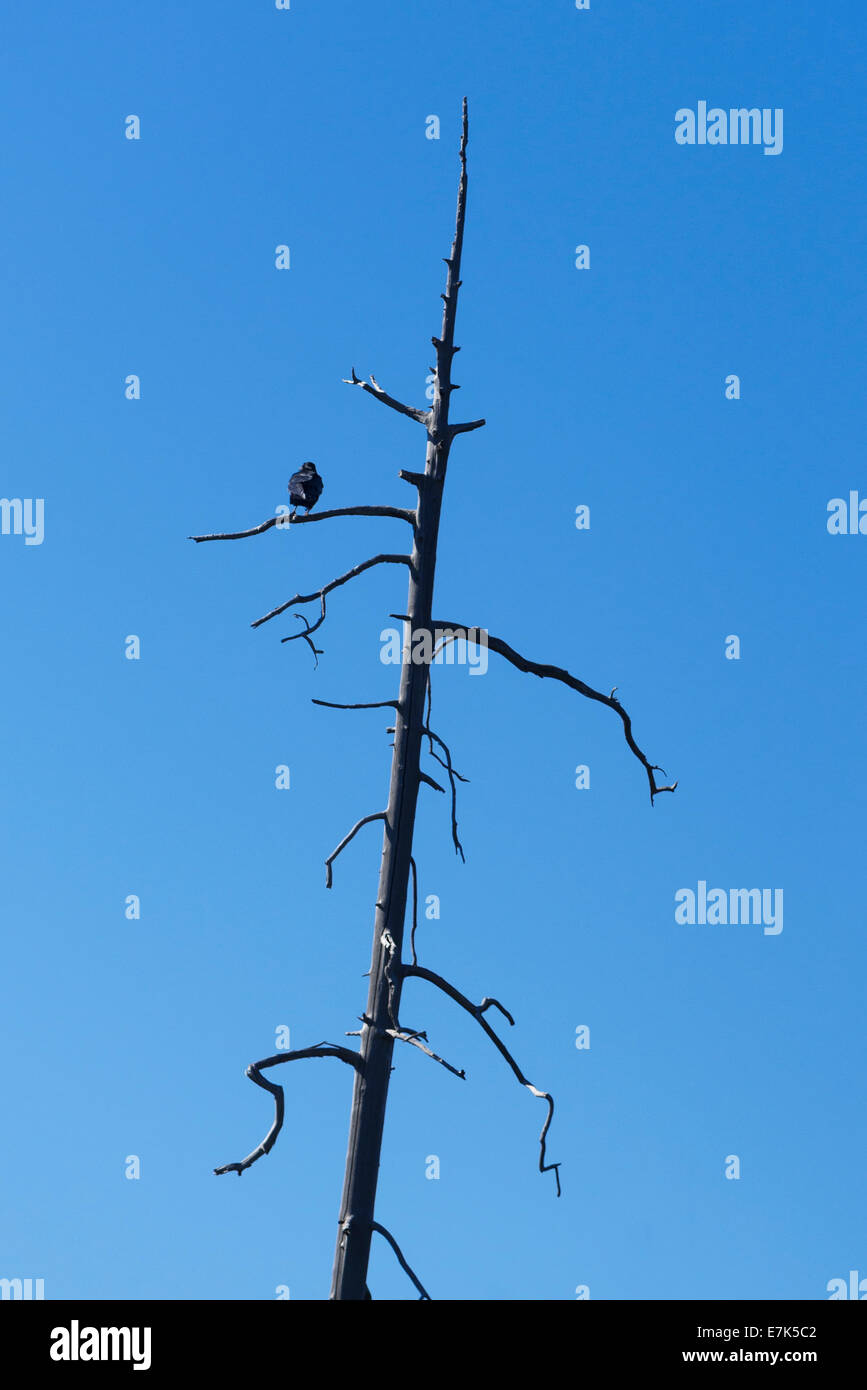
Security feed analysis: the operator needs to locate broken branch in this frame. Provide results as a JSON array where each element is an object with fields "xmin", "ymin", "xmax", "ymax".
[{"xmin": 398, "ymin": 469, "xmax": 428, "ymax": 489}]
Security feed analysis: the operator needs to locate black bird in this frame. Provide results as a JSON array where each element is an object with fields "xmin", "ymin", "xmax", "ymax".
[{"xmin": 288, "ymin": 461, "xmax": 324, "ymax": 518}]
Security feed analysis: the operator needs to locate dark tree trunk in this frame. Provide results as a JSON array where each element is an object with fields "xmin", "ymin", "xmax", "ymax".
[{"xmin": 329, "ymin": 103, "xmax": 470, "ymax": 1301}]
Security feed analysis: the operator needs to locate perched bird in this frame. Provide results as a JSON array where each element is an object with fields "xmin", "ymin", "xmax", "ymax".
[{"xmin": 288, "ymin": 461, "xmax": 324, "ymax": 518}]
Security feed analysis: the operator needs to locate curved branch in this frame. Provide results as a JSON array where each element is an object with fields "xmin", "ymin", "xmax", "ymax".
[
  {"xmin": 214, "ymin": 1044, "xmax": 363, "ymax": 1177},
  {"xmin": 189, "ymin": 505, "xmax": 416, "ymax": 543},
  {"xmin": 402, "ymin": 964, "xmax": 561, "ymax": 1195},
  {"xmin": 326, "ymin": 812, "xmax": 387, "ymax": 889},
  {"xmin": 429, "ymin": 621, "xmax": 677, "ymax": 804},
  {"xmin": 448, "ymin": 419, "xmax": 486, "ymax": 437},
  {"xmin": 477, "ymin": 996, "xmax": 516, "ymax": 1027},
  {"xmin": 342, "ymin": 367, "xmax": 431, "ymax": 426},
  {"xmin": 252, "ymin": 554, "xmax": 412, "ymax": 630},
  {"xmin": 370, "ymin": 1221, "xmax": 431, "ymax": 1300}
]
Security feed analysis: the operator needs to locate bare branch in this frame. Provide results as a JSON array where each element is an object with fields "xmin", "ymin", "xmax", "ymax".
[
  {"xmin": 398, "ymin": 469, "xmax": 428, "ymax": 489},
  {"xmin": 423, "ymin": 726, "xmax": 468, "ymax": 861},
  {"xmin": 190, "ymin": 505, "xmax": 415, "ymax": 543},
  {"xmin": 370, "ymin": 1221, "xmax": 432, "ymax": 1300},
  {"xmin": 252, "ymin": 554, "xmax": 412, "ymax": 630},
  {"xmin": 312, "ymin": 698, "xmax": 400, "ymax": 712},
  {"xmin": 380, "ymin": 919, "xmax": 468, "ymax": 1075},
  {"xmin": 387, "ymin": 1028, "xmax": 466, "ymax": 1080},
  {"xmin": 342, "ymin": 367, "xmax": 430, "ymax": 426},
  {"xmin": 477, "ymin": 996, "xmax": 516, "ymax": 1027},
  {"xmin": 286, "ymin": 611, "xmax": 324, "ymax": 668},
  {"xmin": 409, "ymin": 855, "xmax": 419, "ymax": 967},
  {"xmin": 430, "ymin": 621, "xmax": 677, "ymax": 804},
  {"xmin": 214, "ymin": 1044, "xmax": 363, "ymax": 1177},
  {"xmin": 191, "ymin": 516, "xmax": 283, "ymax": 543},
  {"xmin": 293, "ymin": 505, "xmax": 416, "ymax": 526},
  {"xmin": 426, "ymin": 735, "xmax": 469, "ymax": 784},
  {"xmin": 448, "ymin": 419, "xmax": 486, "ymax": 437},
  {"xmin": 326, "ymin": 813, "xmax": 387, "ymax": 889},
  {"xmin": 420, "ymin": 669, "xmax": 468, "ymax": 861},
  {"xmin": 419, "ymin": 770, "xmax": 446, "ymax": 794},
  {"xmin": 402, "ymin": 964, "xmax": 561, "ymax": 1195},
  {"xmin": 415, "ymin": 670, "xmax": 469, "ymax": 857}
]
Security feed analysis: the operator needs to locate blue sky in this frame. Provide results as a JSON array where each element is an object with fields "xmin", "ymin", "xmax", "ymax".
[{"xmin": 2, "ymin": 0, "xmax": 865, "ymax": 1300}]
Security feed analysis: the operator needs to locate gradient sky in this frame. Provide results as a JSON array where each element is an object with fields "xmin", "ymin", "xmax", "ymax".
[{"xmin": 2, "ymin": 0, "xmax": 865, "ymax": 1300}]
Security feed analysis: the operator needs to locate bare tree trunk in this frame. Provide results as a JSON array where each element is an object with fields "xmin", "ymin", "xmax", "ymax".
[{"xmin": 329, "ymin": 104, "xmax": 471, "ymax": 1301}]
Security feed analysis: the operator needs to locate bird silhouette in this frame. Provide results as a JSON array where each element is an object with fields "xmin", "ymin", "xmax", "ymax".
[{"xmin": 288, "ymin": 461, "xmax": 324, "ymax": 518}]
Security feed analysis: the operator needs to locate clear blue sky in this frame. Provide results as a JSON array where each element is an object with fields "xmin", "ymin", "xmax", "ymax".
[{"xmin": 2, "ymin": 0, "xmax": 865, "ymax": 1300}]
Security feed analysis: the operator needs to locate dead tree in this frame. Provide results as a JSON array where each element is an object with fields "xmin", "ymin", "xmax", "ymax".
[{"xmin": 191, "ymin": 100, "xmax": 676, "ymax": 1300}]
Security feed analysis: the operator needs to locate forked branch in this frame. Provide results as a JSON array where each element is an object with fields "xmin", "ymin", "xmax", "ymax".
[
  {"xmin": 214, "ymin": 1044, "xmax": 363, "ymax": 1177},
  {"xmin": 287, "ymin": 610, "xmax": 325, "ymax": 667},
  {"xmin": 342, "ymin": 367, "xmax": 431, "ymax": 426}
]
